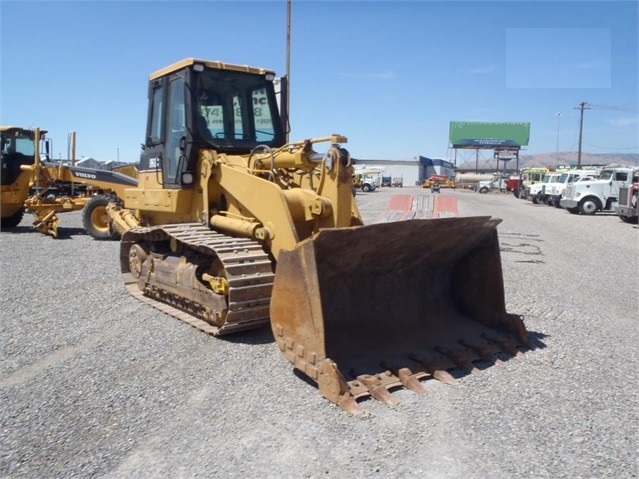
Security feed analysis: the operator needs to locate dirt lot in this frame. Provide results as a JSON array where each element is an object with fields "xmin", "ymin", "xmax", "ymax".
[{"xmin": 1, "ymin": 187, "xmax": 637, "ymax": 478}]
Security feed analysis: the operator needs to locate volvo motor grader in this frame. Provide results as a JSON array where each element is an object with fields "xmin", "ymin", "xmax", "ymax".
[
  {"xmin": 0, "ymin": 126, "xmax": 137, "ymax": 238},
  {"xmin": 108, "ymin": 58, "xmax": 531, "ymax": 414}
]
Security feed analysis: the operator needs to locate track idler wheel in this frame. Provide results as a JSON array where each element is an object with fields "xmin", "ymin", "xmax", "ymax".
[{"xmin": 128, "ymin": 244, "xmax": 148, "ymax": 279}]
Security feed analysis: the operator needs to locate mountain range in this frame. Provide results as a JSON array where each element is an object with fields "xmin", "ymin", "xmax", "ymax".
[{"xmin": 456, "ymin": 152, "xmax": 638, "ymax": 171}]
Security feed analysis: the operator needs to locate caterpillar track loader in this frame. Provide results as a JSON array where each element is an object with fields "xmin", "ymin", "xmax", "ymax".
[
  {"xmin": 1, "ymin": 126, "xmax": 137, "ymax": 238},
  {"xmin": 108, "ymin": 58, "xmax": 531, "ymax": 414}
]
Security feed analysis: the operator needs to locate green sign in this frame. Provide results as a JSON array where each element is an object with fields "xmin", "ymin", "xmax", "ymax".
[{"xmin": 449, "ymin": 122, "xmax": 530, "ymax": 148}]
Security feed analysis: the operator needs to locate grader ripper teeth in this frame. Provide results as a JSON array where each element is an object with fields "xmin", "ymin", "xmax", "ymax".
[{"xmin": 120, "ymin": 223, "xmax": 274, "ymax": 336}]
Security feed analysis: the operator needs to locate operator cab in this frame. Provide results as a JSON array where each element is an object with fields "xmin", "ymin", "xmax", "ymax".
[
  {"xmin": 141, "ymin": 58, "xmax": 287, "ymax": 188},
  {"xmin": 0, "ymin": 127, "xmax": 44, "ymax": 186}
]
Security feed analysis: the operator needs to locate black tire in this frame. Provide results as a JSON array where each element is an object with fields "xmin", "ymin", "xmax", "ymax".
[
  {"xmin": 619, "ymin": 215, "xmax": 638, "ymax": 224},
  {"xmin": 1, "ymin": 207, "xmax": 24, "ymax": 229},
  {"xmin": 512, "ymin": 189, "xmax": 520, "ymax": 198},
  {"xmin": 578, "ymin": 197, "xmax": 600, "ymax": 216},
  {"xmin": 567, "ymin": 207, "xmax": 579, "ymax": 214},
  {"xmin": 532, "ymin": 196, "xmax": 539, "ymax": 204},
  {"xmin": 82, "ymin": 195, "xmax": 117, "ymax": 240},
  {"xmin": 479, "ymin": 187, "xmax": 489, "ymax": 194},
  {"xmin": 361, "ymin": 184, "xmax": 371, "ymax": 192}
]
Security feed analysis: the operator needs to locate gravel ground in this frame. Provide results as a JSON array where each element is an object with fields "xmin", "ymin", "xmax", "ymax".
[{"xmin": 1, "ymin": 187, "xmax": 637, "ymax": 478}]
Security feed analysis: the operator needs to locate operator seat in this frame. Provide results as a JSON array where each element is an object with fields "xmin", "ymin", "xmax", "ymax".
[{"xmin": 197, "ymin": 115, "xmax": 214, "ymax": 141}]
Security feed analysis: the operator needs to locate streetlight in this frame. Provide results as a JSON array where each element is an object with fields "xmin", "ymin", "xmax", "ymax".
[{"xmin": 555, "ymin": 112, "xmax": 562, "ymax": 167}]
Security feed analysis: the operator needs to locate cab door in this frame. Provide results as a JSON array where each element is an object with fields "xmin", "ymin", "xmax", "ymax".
[
  {"xmin": 139, "ymin": 73, "xmax": 186, "ymax": 188},
  {"xmin": 610, "ymin": 171, "xmax": 628, "ymax": 200},
  {"xmin": 163, "ymin": 75, "xmax": 186, "ymax": 187}
]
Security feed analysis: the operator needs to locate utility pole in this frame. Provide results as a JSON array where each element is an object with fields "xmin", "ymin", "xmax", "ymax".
[
  {"xmin": 285, "ymin": 0, "xmax": 291, "ymax": 143},
  {"xmin": 555, "ymin": 112, "xmax": 562, "ymax": 167},
  {"xmin": 574, "ymin": 102, "xmax": 590, "ymax": 167}
]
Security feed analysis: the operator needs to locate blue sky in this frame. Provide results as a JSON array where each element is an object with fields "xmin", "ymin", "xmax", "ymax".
[{"xmin": 1, "ymin": 1, "xmax": 637, "ymax": 162}]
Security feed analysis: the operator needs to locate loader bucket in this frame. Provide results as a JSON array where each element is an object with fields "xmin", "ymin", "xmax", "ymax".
[{"xmin": 270, "ymin": 216, "xmax": 529, "ymax": 414}]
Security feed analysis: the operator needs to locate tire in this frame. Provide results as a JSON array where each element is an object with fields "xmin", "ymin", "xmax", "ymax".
[
  {"xmin": 361, "ymin": 184, "xmax": 371, "ymax": 192},
  {"xmin": 1, "ymin": 207, "xmax": 24, "ymax": 229},
  {"xmin": 479, "ymin": 187, "xmax": 489, "ymax": 194},
  {"xmin": 82, "ymin": 194, "xmax": 117, "ymax": 240},
  {"xmin": 578, "ymin": 197, "xmax": 600, "ymax": 216},
  {"xmin": 518, "ymin": 189, "xmax": 527, "ymax": 199},
  {"xmin": 567, "ymin": 207, "xmax": 579, "ymax": 214},
  {"xmin": 619, "ymin": 215, "xmax": 638, "ymax": 224},
  {"xmin": 532, "ymin": 196, "xmax": 539, "ymax": 204},
  {"xmin": 512, "ymin": 189, "xmax": 520, "ymax": 198}
]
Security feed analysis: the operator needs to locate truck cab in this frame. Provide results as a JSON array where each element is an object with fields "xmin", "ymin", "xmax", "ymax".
[
  {"xmin": 545, "ymin": 169, "xmax": 598, "ymax": 207},
  {"xmin": 615, "ymin": 179, "xmax": 639, "ymax": 223},
  {"xmin": 528, "ymin": 172, "xmax": 561, "ymax": 204},
  {"xmin": 517, "ymin": 167, "xmax": 549, "ymax": 199}
]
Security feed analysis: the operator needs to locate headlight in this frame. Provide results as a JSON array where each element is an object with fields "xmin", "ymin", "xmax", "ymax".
[{"xmin": 182, "ymin": 172, "xmax": 194, "ymax": 185}]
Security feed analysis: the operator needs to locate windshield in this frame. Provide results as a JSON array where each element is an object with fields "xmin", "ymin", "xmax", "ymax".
[
  {"xmin": 557, "ymin": 173, "xmax": 569, "ymax": 183},
  {"xmin": 599, "ymin": 170, "xmax": 614, "ymax": 180},
  {"xmin": 193, "ymin": 67, "xmax": 285, "ymax": 151},
  {"xmin": 1, "ymin": 130, "xmax": 35, "ymax": 157}
]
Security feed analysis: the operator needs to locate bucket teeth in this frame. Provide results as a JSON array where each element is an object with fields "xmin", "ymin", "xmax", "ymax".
[
  {"xmin": 380, "ymin": 363, "xmax": 428, "ymax": 395},
  {"xmin": 431, "ymin": 369, "xmax": 458, "ymax": 385},
  {"xmin": 409, "ymin": 354, "xmax": 459, "ymax": 385},
  {"xmin": 355, "ymin": 374, "xmax": 398, "ymax": 406},
  {"xmin": 396, "ymin": 367, "xmax": 428, "ymax": 394},
  {"xmin": 459, "ymin": 339, "xmax": 505, "ymax": 367},
  {"xmin": 482, "ymin": 333, "xmax": 524, "ymax": 358},
  {"xmin": 337, "ymin": 393, "xmax": 363, "ymax": 415},
  {"xmin": 435, "ymin": 347, "xmax": 481, "ymax": 376}
]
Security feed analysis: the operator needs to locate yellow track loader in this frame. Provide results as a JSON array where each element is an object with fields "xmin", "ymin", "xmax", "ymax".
[
  {"xmin": 1, "ymin": 126, "xmax": 137, "ymax": 238},
  {"xmin": 108, "ymin": 58, "xmax": 531, "ymax": 414}
]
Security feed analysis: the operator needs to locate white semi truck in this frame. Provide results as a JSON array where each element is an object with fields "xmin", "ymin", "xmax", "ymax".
[
  {"xmin": 615, "ymin": 181, "xmax": 639, "ymax": 224},
  {"xmin": 544, "ymin": 169, "xmax": 599, "ymax": 208},
  {"xmin": 528, "ymin": 172, "xmax": 561, "ymax": 204},
  {"xmin": 560, "ymin": 167, "xmax": 639, "ymax": 215}
]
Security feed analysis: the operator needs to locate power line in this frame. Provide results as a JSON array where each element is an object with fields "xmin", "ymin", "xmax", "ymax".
[
  {"xmin": 582, "ymin": 142, "xmax": 638, "ymax": 150},
  {"xmin": 587, "ymin": 103, "xmax": 638, "ymax": 113}
]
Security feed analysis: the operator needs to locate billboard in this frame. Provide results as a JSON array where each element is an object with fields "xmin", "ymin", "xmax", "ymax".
[{"xmin": 449, "ymin": 121, "xmax": 530, "ymax": 148}]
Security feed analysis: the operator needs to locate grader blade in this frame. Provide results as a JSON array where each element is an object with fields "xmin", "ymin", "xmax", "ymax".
[{"xmin": 270, "ymin": 216, "xmax": 529, "ymax": 414}]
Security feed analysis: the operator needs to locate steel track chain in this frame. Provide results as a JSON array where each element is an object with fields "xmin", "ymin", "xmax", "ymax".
[{"xmin": 121, "ymin": 223, "xmax": 274, "ymax": 336}]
